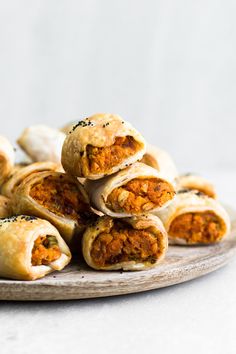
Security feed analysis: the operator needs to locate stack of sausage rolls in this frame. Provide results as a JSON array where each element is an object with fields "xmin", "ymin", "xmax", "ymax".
[{"xmin": 0, "ymin": 113, "xmax": 231, "ymax": 280}]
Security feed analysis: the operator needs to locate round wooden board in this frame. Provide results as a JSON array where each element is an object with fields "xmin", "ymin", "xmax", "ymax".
[{"xmin": 0, "ymin": 206, "xmax": 236, "ymax": 301}]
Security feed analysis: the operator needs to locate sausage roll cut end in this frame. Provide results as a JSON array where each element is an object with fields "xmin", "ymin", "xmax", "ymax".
[
  {"xmin": 29, "ymin": 173, "xmax": 89, "ymax": 222},
  {"xmin": 86, "ymin": 136, "xmax": 141, "ymax": 176},
  {"xmin": 13, "ymin": 171, "xmax": 95, "ymax": 245},
  {"xmin": 106, "ymin": 177, "xmax": 175, "ymax": 214},
  {"xmin": 86, "ymin": 162, "xmax": 176, "ymax": 217},
  {"xmin": 157, "ymin": 190, "xmax": 230, "ymax": 245},
  {"xmin": 62, "ymin": 113, "xmax": 146, "ymax": 179},
  {"xmin": 82, "ymin": 215, "xmax": 168, "ymax": 271},
  {"xmin": 0, "ymin": 216, "xmax": 71, "ymax": 280},
  {"xmin": 168, "ymin": 210, "xmax": 227, "ymax": 244}
]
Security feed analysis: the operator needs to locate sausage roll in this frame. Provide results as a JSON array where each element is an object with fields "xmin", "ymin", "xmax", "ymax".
[
  {"xmin": 176, "ymin": 174, "xmax": 217, "ymax": 199},
  {"xmin": 140, "ymin": 144, "xmax": 178, "ymax": 181},
  {"xmin": 82, "ymin": 214, "xmax": 168, "ymax": 271},
  {"xmin": 0, "ymin": 215, "xmax": 71, "ymax": 280},
  {"xmin": 156, "ymin": 190, "xmax": 230, "ymax": 245},
  {"xmin": 12, "ymin": 171, "xmax": 94, "ymax": 245},
  {"xmin": 0, "ymin": 135, "xmax": 15, "ymax": 186},
  {"xmin": 1, "ymin": 161, "xmax": 59, "ymax": 198},
  {"xmin": 61, "ymin": 113, "xmax": 146, "ymax": 180},
  {"xmin": 0, "ymin": 195, "xmax": 12, "ymax": 218},
  {"xmin": 85, "ymin": 162, "xmax": 176, "ymax": 217},
  {"xmin": 17, "ymin": 125, "xmax": 66, "ymax": 164}
]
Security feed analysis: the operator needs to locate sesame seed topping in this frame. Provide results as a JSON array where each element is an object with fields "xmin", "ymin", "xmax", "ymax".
[{"xmin": 70, "ymin": 119, "xmax": 94, "ymax": 132}]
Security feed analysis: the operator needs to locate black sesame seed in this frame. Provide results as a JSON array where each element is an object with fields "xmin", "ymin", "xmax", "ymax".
[
  {"xmin": 70, "ymin": 120, "xmax": 94, "ymax": 132},
  {"xmin": 0, "ymin": 215, "xmax": 38, "ymax": 223},
  {"xmin": 21, "ymin": 215, "xmax": 38, "ymax": 222}
]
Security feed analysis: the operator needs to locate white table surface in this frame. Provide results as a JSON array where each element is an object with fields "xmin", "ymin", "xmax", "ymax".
[{"xmin": 1, "ymin": 169, "xmax": 236, "ymax": 354}]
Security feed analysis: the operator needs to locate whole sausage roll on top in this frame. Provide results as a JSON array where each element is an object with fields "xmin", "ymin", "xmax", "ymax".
[
  {"xmin": 1, "ymin": 161, "xmax": 59, "ymax": 198},
  {"xmin": 12, "ymin": 171, "xmax": 94, "ymax": 245},
  {"xmin": 176, "ymin": 174, "xmax": 217, "ymax": 199},
  {"xmin": 85, "ymin": 162, "xmax": 176, "ymax": 217},
  {"xmin": 0, "ymin": 136, "xmax": 15, "ymax": 186},
  {"xmin": 156, "ymin": 190, "xmax": 230, "ymax": 245},
  {"xmin": 0, "ymin": 216, "xmax": 71, "ymax": 280},
  {"xmin": 17, "ymin": 125, "xmax": 66, "ymax": 164},
  {"xmin": 61, "ymin": 113, "xmax": 146, "ymax": 180},
  {"xmin": 82, "ymin": 214, "xmax": 168, "ymax": 271},
  {"xmin": 141, "ymin": 144, "xmax": 178, "ymax": 182},
  {"xmin": 0, "ymin": 195, "xmax": 12, "ymax": 218}
]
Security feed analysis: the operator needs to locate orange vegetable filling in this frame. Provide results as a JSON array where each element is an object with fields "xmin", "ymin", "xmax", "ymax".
[
  {"xmin": 169, "ymin": 211, "xmax": 226, "ymax": 243},
  {"xmin": 31, "ymin": 235, "xmax": 61, "ymax": 266},
  {"xmin": 140, "ymin": 153, "xmax": 159, "ymax": 170},
  {"xmin": 30, "ymin": 175, "xmax": 90, "ymax": 223},
  {"xmin": 106, "ymin": 178, "xmax": 175, "ymax": 213},
  {"xmin": 91, "ymin": 222, "xmax": 164, "ymax": 267},
  {"xmin": 86, "ymin": 136, "xmax": 141, "ymax": 174}
]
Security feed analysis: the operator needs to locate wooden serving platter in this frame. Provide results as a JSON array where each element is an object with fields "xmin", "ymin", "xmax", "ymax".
[{"xmin": 0, "ymin": 207, "xmax": 236, "ymax": 301}]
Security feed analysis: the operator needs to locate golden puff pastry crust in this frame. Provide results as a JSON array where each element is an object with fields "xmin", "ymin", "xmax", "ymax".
[
  {"xmin": 141, "ymin": 144, "xmax": 178, "ymax": 182},
  {"xmin": 0, "ymin": 135, "xmax": 15, "ymax": 186},
  {"xmin": 0, "ymin": 216, "xmax": 71, "ymax": 280},
  {"xmin": 1, "ymin": 161, "xmax": 59, "ymax": 198},
  {"xmin": 156, "ymin": 190, "xmax": 230, "ymax": 245},
  {"xmin": 12, "ymin": 171, "xmax": 94, "ymax": 245},
  {"xmin": 176, "ymin": 174, "xmax": 217, "ymax": 199},
  {"xmin": 0, "ymin": 195, "xmax": 12, "ymax": 218},
  {"xmin": 85, "ymin": 162, "xmax": 176, "ymax": 217},
  {"xmin": 61, "ymin": 113, "xmax": 146, "ymax": 180},
  {"xmin": 82, "ymin": 214, "xmax": 168, "ymax": 271},
  {"xmin": 17, "ymin": 125, "xmax": 66, "ymax": 164}
]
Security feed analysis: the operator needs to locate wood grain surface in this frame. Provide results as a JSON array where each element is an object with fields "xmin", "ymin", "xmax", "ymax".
[{"xmin": 0, "ymin": 207, "xmax": 235, "ymax": 301}]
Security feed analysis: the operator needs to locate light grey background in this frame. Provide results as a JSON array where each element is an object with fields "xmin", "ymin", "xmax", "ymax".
[{"xmin": 0, "ymin": 0, "xmax": 236, "ymax": 172}]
